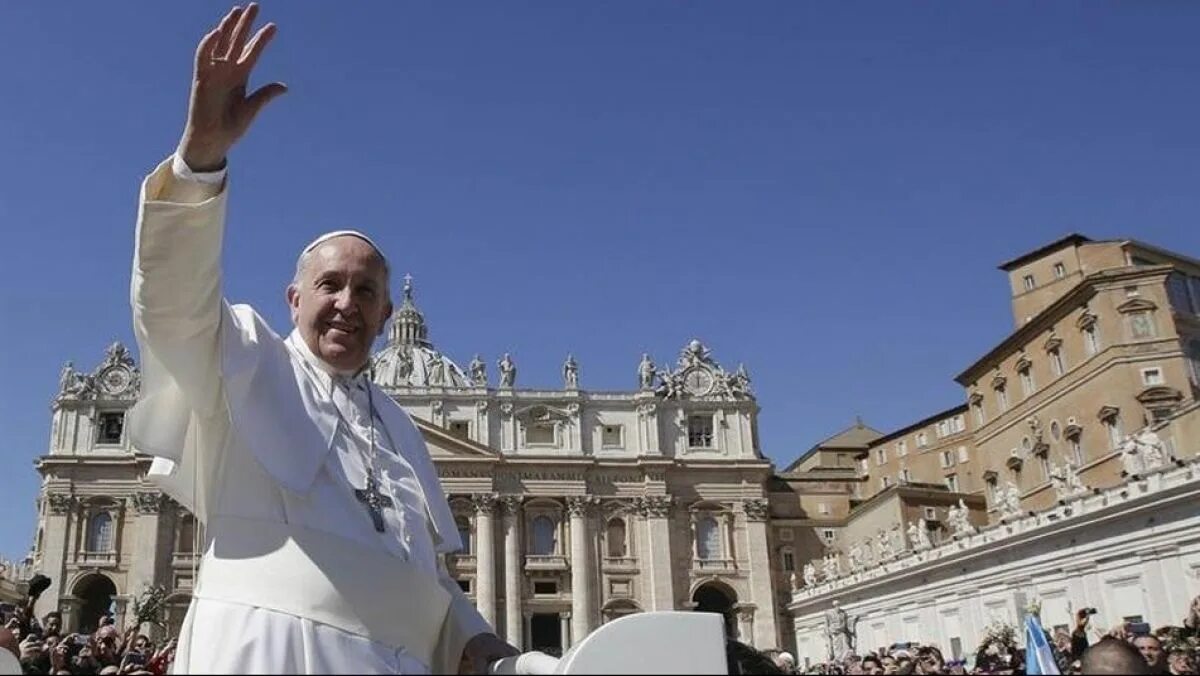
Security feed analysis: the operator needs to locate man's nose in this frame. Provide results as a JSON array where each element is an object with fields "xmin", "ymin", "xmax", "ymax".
[{"xmin": 332, "ymin": 287, "xmax": 359, "ymax": 313}]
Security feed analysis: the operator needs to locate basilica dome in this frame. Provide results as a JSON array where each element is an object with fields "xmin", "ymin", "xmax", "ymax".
[{"xmin": 372, "ymin": 276, "xmax": 475, "ymax": 388}]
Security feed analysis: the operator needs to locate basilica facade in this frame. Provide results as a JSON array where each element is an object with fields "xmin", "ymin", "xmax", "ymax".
[
  {"xmin": 20, "ymin": 233, "xmax": 1200, "ymax": 664},
  {"xmin": 27, "ymin": 278, "xmax": 788, "ymax": 654}
]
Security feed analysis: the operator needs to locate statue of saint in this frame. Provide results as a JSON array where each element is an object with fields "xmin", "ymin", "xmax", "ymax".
[
  {"xmin": 498, "ymin": 353, "xmax": 516, "ymax": 388},
  {"xmin": 469, "ymin": 354, "xmax": 487, "ymax": 386},
  {"xmin": 637, "ymin": 354, "xmax": 656, "ymax": 390},
  {"xmin": 563, "ymin": 354, "xmax": 579, "ymax": 389}
]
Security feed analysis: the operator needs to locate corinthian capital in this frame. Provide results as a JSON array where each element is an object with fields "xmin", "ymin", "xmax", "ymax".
[
  {"xmin": 742, "ymin": 498, "xmax": 769, "ymax": 522},
  {"xmin": 636, "ymin": 495, "xmax": 673, "ymax": 518},
  {"xmin": 470, "ymin": 493, "xmax": 498, "ymax": 515},
  {"xmin": 566, "ymin": 496, "xmax": 599, "ymax": 517}
]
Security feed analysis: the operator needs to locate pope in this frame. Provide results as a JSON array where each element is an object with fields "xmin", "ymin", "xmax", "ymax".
[{"xmin": 128, "ymin": 5, "xmax": 519, "ymax": 673}]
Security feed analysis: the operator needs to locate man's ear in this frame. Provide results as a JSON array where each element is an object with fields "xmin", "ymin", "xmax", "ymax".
[
  {"xmin": 286, "ymin": 284, "xmax": 300, "ymax": 323},
  {"xmin": 378, "ymin": 300, "xmax": 393, "ymax": 336}
]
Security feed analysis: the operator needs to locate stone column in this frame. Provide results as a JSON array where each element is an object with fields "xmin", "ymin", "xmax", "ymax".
[
  {"xmin": 126, "ymin": 492, "xmax": 168, "ymax": 623},
  {"xmin": 34, "ymin": 493, "xmax": 76, "ymax": 618},
  {"xmin": 501, "ymin": 496, "xmax": 524, "ymax": 647},
  {"xmin": 637, "ymin": 496, "xmax": 676, "ymax": 611},
  {"xmin": 735, "ymin": 604, "xmax": 756, "ymax": 645},
  {"xmin": 742, "ymin": 499, "xmax": 779, "ymax": 649},
  {"xmin": 471, "ymin": 494, "xmax": 497, "ymax": 627},
  {"xmin": 567, "ymin": 496, "xmax": 596, "ymax": 646},
  {"xmin": 560, "ymin": 611, "xmax": 572, "ymax": 648}
]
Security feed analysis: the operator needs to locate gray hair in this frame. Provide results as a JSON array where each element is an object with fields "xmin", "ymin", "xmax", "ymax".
[{"xmin": 292, "ymin": 233, "xmax": 392, "ymax": 298}]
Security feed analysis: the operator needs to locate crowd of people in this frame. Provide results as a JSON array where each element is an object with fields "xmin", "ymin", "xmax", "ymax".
[
  {"xmin": 0, "ymin": 575, "xmax": 177, "ymax": 676},
  {"xmin": 746, "ymin": 596, "xmax": 1200, "ymax": 675}
]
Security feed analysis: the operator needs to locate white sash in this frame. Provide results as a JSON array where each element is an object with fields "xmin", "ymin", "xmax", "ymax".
[{"xmin": 193, "ymin": 516, "xmax": 452, "ymax": 667}]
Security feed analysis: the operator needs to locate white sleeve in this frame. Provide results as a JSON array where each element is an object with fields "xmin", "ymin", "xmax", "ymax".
[{"xmin": 171, "ymin": 153, "xmax": 228, "ymax": 186}]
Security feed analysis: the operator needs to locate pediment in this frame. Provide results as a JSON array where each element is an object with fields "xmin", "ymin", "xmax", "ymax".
[
  {"xmin": 413, "ymin": 417, "xmax": 499, "ymax": 458},
  {"xmin": 1135, "ymin": 386, "xmax": 1183, "ymax": 406},
  {"xmin": 514, "ymin": 404, "xmax": 573, "ymax": 423},
  {"xmin": 1043, "ymin": 335, "xmax": 1063, "ymax": 353},
  {"xmin": 1116, "ymin": 298, "xmax": 1158, "ymax": 314}
]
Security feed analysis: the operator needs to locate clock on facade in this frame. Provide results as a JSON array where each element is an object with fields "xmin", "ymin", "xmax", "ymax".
[
  {"xmin": 683, "ymin": 368, "xmax": 714, "ymax": 396},
  {"xmin": 99, "ymin": 367, "xmax": 132, "ymax": 395}
]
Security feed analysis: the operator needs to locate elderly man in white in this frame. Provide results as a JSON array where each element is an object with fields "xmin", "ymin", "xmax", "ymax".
[{"xmin": 128, "ymin": 5, "xmax": 518, "ymax": 673}]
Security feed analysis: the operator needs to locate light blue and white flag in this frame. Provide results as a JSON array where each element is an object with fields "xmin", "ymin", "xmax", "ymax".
[{"xmin": 1024, "ymin": 614, "xmax": 1060, "ymax": 675}]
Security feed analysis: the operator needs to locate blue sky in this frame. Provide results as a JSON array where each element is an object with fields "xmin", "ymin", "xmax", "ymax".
[{"xmin": 2, "ymin": 2, "xmax": 1200, "ymax": 557}]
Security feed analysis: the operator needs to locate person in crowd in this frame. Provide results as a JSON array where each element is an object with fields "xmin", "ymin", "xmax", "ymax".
[
  {"xmin": 1080, "ymin": 636, "xmax": 1154, "ymax": 674},
  {"xmin": 1132, "ymin": 634, "xmax": 1168, "ymax": 673}
]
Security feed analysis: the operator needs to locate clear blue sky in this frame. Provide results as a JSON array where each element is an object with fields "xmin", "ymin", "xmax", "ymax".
[{"xmin": 2, "ymin": 2, "xmax": 1199, "ymax": 558}]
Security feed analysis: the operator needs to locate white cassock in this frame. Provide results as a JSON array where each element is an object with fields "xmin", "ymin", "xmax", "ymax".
[{"xmin": 128, "ymin": 157, "xmax": 490, "ymax": 674}]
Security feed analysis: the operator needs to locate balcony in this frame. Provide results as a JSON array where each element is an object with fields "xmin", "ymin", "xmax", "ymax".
[
  {"xmin": 446, "ymin": 554, "xmax": 477, "ymax": 571},
  {"xmin": 602, "ymin": 556, "xmax": 639, "ymax": 572},
  {"xmin": 75, "ymin": 550, "xmax": 117, "ymax": 567},
  {"xmin": 172, "ymin": 552, "xmax": 201, "ymax": 568},
  {"xmin": 524, "ymin": 554, "xmax": 569, "ymax": 571},
  {"xmin": 692, "ymin": 558, "xmax": 736, "ymax": 574}
]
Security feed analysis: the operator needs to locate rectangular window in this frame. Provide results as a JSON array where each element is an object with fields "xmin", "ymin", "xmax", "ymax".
[
  {"xmin": 923, "ymin": 506, "xmax": 937, "ymax": 521},
  {"xmin": 917, "ymin": 432, "xmax": 928, "ymax": 448},
  {"xmin": 997, "ymin": 387, "xmax": 1009, "ymax": 411},
  {"xmin": 457, "ymin": 579, "xmax": 471, "ymax": 593},
  {"xmin": 957, "ymin": 446, "xmax": 969, "ymax": 463},
  {"xmin": 1105, "ymin": 417, "xmax": 1123, "ymax": 449},
  {"xmin": 533, "ymin": 581, "xmax": 558, "ymax": 595},
  {"xmin": 954, "ymin": 415, "xmax": 966, "ymax": 433},
  {"xmin": 986, "ymin": 479, "xmax": 998, "ymax": 504},
  {"xmin": 899, "ymin": 468, "xmax": 912, "ymax": 483},
  {"xmin": 940, "ymin": 450, "xmax": 954, "ymax": 468},
  {"xmin": 1023, "ymin": 274, "xmax": 1036, "ymax": 291},
  {"xmin": 822, "ymin": 529, "xmax": 835, "ymax": 542},
  {"xmin": 1141, "ymin": 367, "xmax": 1164, "ymax": 386},
  {"xmin": 1050, "ymin": 349, "xmax": 1066, "ymax": 377},
  {"xmin": 859, "ymin": 458, "xmax": 869, "ymax": 475},
  {"xmin": 1084, "ymin": 326, "xmax": 1100, "ymax": 357},
  {"xmin": 1070, "ymin": 438, "xmax": 1084, "ymax": 466},
  {"xmin": 1020, "ymin": 370, "xmax": 1036, "ymax": 397},
  {"xmin": 526, "ymin": 423, "xmax": 556, "ymax": 445},
  {"xmin": 601, "ymin": 424, "xmax": 623, "ymax": 448},
  {"xmin": 781, "ymin": 550, "xmax": 795, "ymax": 572},
  {"xmin": 687, "ymin": 416, "xmax": 714, "ymax": 448},
  {"xmin": 897, "ymin": 440, "xmax": 908, "ymax": 456},
  {"xmin": 779, "ymin": 528, "xmax": 794, "ymax": 542},
  {"xmin": 946, "ymin": 474, "xmax": 960, "ymax": 493},
  {"xmin": 1129, "ymin": 311, "xmax": 1156, "ymax": 339},
  {"xmin": 881, "ymin": 476, "xmax": 892, "ymax": 490},
  {"xmin": 1053, "ymin": 262, "xmax": 1066, "ymax": 279},
  {"xmin": 448, "ymin": 420, "xmax": 471, "ymax": 440},
  {"xmin": 97, "ymin": 412, "xmax": 124, "ymax": 445},
  {"xmin": 876, "ymin": 447, "xmax": 888, "ymax": 465},
  {"xmin": 973, "ymin": 403, "xmax": 985, "ymax": 427}
]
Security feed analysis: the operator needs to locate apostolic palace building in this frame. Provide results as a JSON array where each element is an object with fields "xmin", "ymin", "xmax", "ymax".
[{"xmin": 8, "ymin": 233, "xmax": 1200, "ymax": 666}]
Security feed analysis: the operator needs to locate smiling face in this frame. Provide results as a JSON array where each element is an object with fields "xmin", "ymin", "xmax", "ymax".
[{"xmin": 287, "ymin": 236, "xmax": 392, "ymax": 373}]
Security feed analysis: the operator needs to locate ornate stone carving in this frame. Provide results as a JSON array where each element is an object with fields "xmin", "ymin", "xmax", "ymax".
[
  {"xmin": 802, "ymin": 562, "xmax": 818, "ymax": 587},
  {"xmin": 470, "ymin": 493, "xmax": 497, "ymax": 515},
  {"xmin": 742, "ymin": 499, "xmax": 769, "ymax": 522},
  {"xmin": 637, "ymin": 354, "xmax": 656, "ymax": 390},
  {"xmin": 562, "ymin": 355, "xmax": 579, "ymax": 390},
  {"xmin": 469, "ymin": 355, "xmax": 487, "ymax": 387},
  {"xmin": 500, "ymin": 403, "xmax": 514, "ymax": 418},
  {"xmin": 475, "ymin": 399, "xmax": 490, "ymax": 412},
  {"xmin": 636, "ymin": 402, "xmax": 657, "ymax": 418},
  {"xmin": 653, "ymin": 339, "xmax": 753, "ymax": 401},
  {"xmin": 948, "ymin": 499, "xmax": 974, "ymax": 536},
  {"xmin": 999, "ymin": 482, "xmax": 1023, "ymax": 519},
  {"xmin": 566, "ymin": 496, "xmax": 599, "ymax": 517},
  {"xmin": 499, "ymin": 495, "xmax": 523, "ymax": 516},
  {"xmin": 636, "ymin": 495, "xmax": 673, "ymax": 518},
  {"xmin": 132, "ymin": 492, "xmax": 166, "ymax": 515},
  {"xmin": 498, "ymin": 353, "xmax": 516, "ymax": 388},
  {"xmin": 45, "ymin": 493, "xmax": 75, "ymax": 515}
]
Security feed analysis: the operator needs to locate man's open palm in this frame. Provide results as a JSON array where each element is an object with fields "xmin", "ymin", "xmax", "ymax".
[{"xmin": 179, "ymin": 3, "xmax": 286, "ymax": 171}]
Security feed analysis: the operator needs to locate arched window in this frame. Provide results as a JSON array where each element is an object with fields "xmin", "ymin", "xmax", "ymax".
[
  {"xmin": 696, "ymin": 517, "xmax": 721, "ymax": 560},
  {"xmin": 531, "ymin": 516, "xmax": 557, "ymax": 556},
  {"xmin": 86, "ymin": 512, "xmax": 114, "ymax": 553},
  {"xmin": 177, "ymin": 515, "xmax": 196, "ymax": 554},
  {"xmin": 455, "ymin": 516, "xmax": 472, "ymax": 555},
  {"xmin": 606, "ymin": 518, "xmax": 627, "ymax": 558}
]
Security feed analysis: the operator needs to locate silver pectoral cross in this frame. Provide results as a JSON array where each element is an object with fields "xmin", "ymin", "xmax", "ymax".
[{"xmin": 354, "ymin": 474, "xmax": 393, "ymax": 533}]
